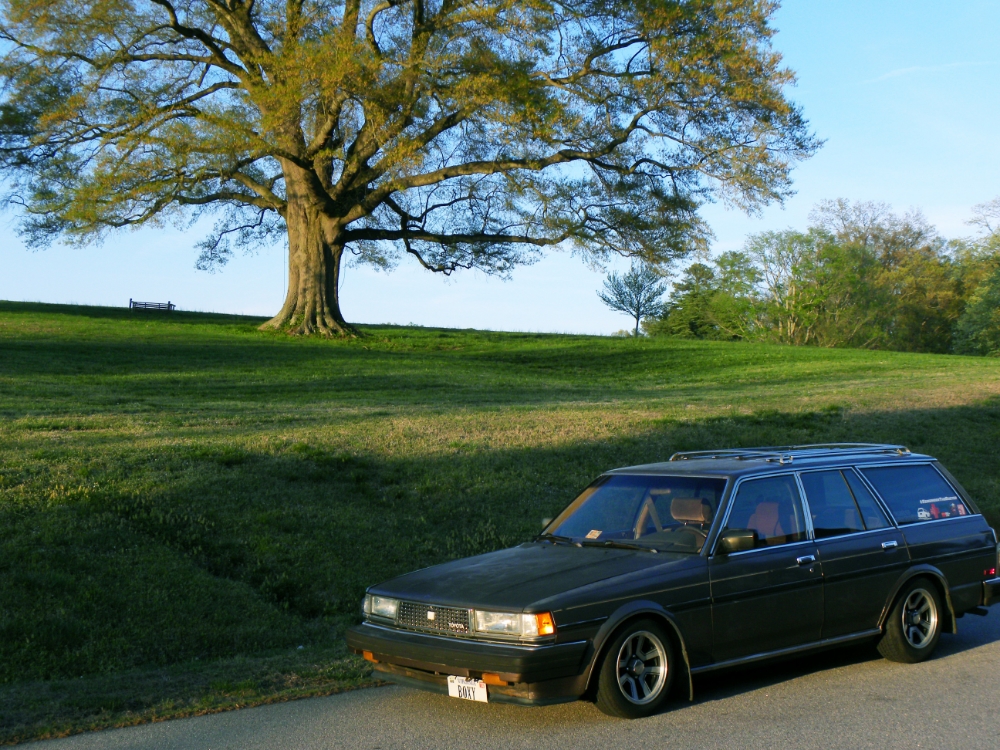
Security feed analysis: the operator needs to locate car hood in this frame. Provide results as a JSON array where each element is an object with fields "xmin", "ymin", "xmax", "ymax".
[{"xmin": 368, "ymin": 542, "xmax": 699, "ymax": 611}]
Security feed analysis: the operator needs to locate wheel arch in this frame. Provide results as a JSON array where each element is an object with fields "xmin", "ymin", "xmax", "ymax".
[
  {"xmin": 582, "ymin": 600, "xmax": 695, "ymax": 701},
  {"xmin": 879, "ymin": 565, "xmax": 958, "ymax": 634}
]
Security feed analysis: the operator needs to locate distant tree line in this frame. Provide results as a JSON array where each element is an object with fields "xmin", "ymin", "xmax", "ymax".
[{"xmin": 642, "ymin": 199, "xmax": 1000, "ymax": 355}]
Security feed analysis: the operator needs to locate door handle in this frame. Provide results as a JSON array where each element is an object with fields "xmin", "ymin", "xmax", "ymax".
[
  {"xmin": 882, "ymin": 541, "xmax": 898, "ymax": 550},
  {"xmin": 796, "ymin": 555, "xmax": 816, "ymax": 565}
]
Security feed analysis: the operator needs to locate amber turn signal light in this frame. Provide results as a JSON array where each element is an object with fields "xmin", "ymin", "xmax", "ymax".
[
  {"xmin": 362, "ymin": 650, "xmax": 378, "ymax": 663},
  {"xmin": 535, "ymin": 612, "xmax": 556, "ymax": 636}
]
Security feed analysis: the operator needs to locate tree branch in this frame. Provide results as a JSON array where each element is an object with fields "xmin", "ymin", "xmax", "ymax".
[
  {"xmin": 345, "ymin": 109, "xmax": 652, "ymax": 222},
  {"xmin": 536, "ymin": 37, "xmax": 648, "ymax": 89},
  {"xmin": 148, "ymin": 0, "xmax": 247, "ymax": 79},
  {"xmin": 341, "ymin": 227, "xmax": 573, "ymax": 247},
  {"xmin": 366, "ymin": 0, "xmax": 406, "ymax": 56}
]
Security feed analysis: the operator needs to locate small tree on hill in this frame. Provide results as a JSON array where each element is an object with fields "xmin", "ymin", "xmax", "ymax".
[{"xmin": 599, "ymin": 263, "xmax": 668, "ymax": 335}]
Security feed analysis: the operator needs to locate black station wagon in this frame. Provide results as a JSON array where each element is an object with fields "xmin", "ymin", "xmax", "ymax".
[{"xmin": 347, "ymin": 444, "xmax": 1000, "ymax": 718}]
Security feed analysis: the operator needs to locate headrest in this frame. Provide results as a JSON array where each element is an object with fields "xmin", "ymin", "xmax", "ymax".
[
  {"xmin": 751, "ymin": 502, "xmax": 779, "ymax": 525},
  {"xmin": 671, "ymin": 498, "xmax": 713, "ymax": 524}
]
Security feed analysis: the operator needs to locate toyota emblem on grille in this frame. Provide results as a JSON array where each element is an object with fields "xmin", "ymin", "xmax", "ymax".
[{"xmin": 427, "ymin": 610, "xmax": 436, "ymax": 621}]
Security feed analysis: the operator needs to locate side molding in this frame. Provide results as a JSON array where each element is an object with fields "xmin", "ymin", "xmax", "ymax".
[
  {"xmin": 583, "ymin": 599, "xmax": 696, "ymax": 701},
  {"xmin": 879, "ymin": 565, "xmax": 958, "ymax": 634}
]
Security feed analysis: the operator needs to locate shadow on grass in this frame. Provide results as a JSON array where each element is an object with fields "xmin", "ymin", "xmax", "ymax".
[
  {"xmin": 2, "ymin": 400, "xmax": 998, "ymax": 684},
  {"xmin": 0, "ymin": 300, "xmax": 267, "ymax": 326},
  {"xmin": 1, "ymin": 398, "xmax": 999, "ymax": 740}
]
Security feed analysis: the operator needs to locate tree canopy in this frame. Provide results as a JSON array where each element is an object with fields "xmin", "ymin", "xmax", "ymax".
[
  {"xmin": 648, "ymin": 198, "xmax": 1000, "ymax": 355},
  {"xmin": 0, "ymin": 0, "xmax": 817, "ymax": 334}
]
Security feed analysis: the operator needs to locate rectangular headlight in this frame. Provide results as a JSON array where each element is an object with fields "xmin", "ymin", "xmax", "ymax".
[
  {"xmin": 369, "ymin": 595, "xmax": 399, "ymax": 620},
  {"xmin": 473, "ymin": 611, "xmax": 556, "ymax": 636},
  {"xmin": 474, "ymin": 610, "xmax": 522, "ymax": 634}
]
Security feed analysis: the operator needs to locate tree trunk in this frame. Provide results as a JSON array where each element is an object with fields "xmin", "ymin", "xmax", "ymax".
[{"xmin": 260, "ymin": 177, "xmax": 354, "ymax": 336}]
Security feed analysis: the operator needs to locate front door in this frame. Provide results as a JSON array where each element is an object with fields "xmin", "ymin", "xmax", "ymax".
[{"xmin": 709, "ymin": 474, "xmax": 823, "ymax": 662}]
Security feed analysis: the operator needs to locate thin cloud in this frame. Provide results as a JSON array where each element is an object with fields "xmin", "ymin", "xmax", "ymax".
[{"xmin": 864, "ymin": 61, "xmax": 996, "ymax": 83}]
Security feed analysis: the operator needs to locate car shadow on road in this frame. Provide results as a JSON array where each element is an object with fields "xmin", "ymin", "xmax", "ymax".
[
  {"xmin": 683, "ymin": 607, "xmax": 1000, "ymax": 710},
  {"xmin": 687, "ymin": 642, "xmax": 883, "ymax": 706}
]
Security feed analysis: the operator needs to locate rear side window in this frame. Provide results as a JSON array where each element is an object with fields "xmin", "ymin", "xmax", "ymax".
[{"xmin": 859, "ymin": 465, "xmax": 970, "ymax": 525}]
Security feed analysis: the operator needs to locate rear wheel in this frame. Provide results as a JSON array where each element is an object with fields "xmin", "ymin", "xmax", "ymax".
[
  {"xmin": 595, "ymin": 619, "xmax": 675, "ymax": 719},
  {"xmin": 878, "ymin": 578, "xmax": 943, "ymax": 663}
]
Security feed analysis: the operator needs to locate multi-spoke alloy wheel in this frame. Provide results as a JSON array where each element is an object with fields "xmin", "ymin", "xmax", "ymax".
[
  {"xmin": 902, "ymin": 588, "xmax": 938, "ymax": 649},
  {"xmin": 615, "ymin": 631, "xmax": 668, "ymax": 704},
  {"xmin": 878, "ymin": 577, "xmax": 943, "ymax": 664},
  {"xmin": 595, "ymin": 619, "xmax": 675, "ymax": 718}
]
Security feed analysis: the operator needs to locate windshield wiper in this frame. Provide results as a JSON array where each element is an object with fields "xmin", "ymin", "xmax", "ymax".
[
  {"xmin": 579, "ymin": 539, "xmax": 658, "ymax": 553},
  {"xmin": 534, "ymin": 533, "xmax": 578, "ymax": 545}
]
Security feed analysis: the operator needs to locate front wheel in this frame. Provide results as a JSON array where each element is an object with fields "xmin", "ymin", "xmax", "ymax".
[
  {"xmin": 877, "ymin": 578, "xmax": 943, "ymax": 663},
  {"xmin": 595, "ymin": 619, "xmax": 675, "ymax": 718}
]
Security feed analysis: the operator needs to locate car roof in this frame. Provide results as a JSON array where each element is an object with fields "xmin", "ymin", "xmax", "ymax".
[{"xmin": 607, "ymin": 443, "xmax": 935, "ymax": 479}]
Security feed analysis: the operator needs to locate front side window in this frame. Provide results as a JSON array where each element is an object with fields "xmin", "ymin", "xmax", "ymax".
[
  {"xmin": 799, "ymin": 470, "xmax": 865, "ymax": 538},
  {"xmin": 722, "ymin": 475, "xmax": 807, "ymax": 548},
  {"xmin": 859, "ymin": 465, "xmax": 969, "ymax": 525},
  {"xmin": 546, "ymin": 474, "xmax": 727, "ymax": 553}
]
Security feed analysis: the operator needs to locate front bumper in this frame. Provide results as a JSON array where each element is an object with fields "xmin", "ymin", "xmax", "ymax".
[
  {"xmin": 371, "ymin": 662, "xmax": 587, "ymax": 706},
  {"xmin": 985, "ymin": 578, "xmax": 1000, "ymax": 608},
  {"xmin": 346, "ymin": 622, "xmax": 592, "ymax": 704}
]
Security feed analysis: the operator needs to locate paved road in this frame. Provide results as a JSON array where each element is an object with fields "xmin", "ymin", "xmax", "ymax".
[{"xmin": 38, "ymin": 609, "xmax": 1000, "ymax": 750}]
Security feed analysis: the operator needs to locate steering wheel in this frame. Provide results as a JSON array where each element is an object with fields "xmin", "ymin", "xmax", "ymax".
[{"xmin": 673, "ymin": 525, "xmax": 707, "ymax": 541}]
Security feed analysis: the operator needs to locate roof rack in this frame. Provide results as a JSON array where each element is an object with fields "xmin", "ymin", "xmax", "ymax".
[{"xmin": 668, "ymin": 443, "xmax": 911, "ymax": 465}]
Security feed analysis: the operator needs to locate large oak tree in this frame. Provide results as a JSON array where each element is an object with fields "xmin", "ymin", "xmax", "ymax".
[{"xmin": 1, "ymin": 0, "xmax": 817, "ymax": 334}]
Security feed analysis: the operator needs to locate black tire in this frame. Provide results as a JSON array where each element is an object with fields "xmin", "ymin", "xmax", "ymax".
[
  {"xmin": 595, "ymin": 619, "xmax": 675, "ymax": 719},
  {"xmin": 877, "ymin": 578, "xmax": 943, "ymax": 664}
]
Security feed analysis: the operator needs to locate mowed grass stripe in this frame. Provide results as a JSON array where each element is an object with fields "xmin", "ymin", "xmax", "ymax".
[{"xmin": 0, "ymin": 300, "xmax": 998, "ymax": 741}]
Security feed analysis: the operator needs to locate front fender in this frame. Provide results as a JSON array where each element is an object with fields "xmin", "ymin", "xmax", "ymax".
[
  {"xmin": 582, "ymin": 599, "xmax": 695, "ymax": 701},
  {"xmin": 879, "ymin": 564, "xmax": 958, "ymax": 634}
]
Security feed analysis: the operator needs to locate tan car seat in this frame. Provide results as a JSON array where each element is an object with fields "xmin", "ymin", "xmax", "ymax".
[{"xmin": 747, "ymin": 502, "xmax": 784, "ymax": 544}]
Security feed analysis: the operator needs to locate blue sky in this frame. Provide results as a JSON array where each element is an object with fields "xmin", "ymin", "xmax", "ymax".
[{"xmin": 2, "ymin": 0, "xmax": 999, "ymax": 333}]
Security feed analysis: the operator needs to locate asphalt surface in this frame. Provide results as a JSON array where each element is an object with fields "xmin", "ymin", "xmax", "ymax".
[{"xmin": 37, "ymin": 608, "xmax": 1000, "ymax": 750}]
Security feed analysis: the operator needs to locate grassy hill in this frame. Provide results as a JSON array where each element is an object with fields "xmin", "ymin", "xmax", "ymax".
[{"xmin": 1, "ymin": 300, "xmax": 999, "ymax": 741}]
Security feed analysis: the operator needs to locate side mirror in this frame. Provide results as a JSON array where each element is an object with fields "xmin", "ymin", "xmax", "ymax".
[
  {"xmin": 717, "ymin": 529, "xmax": 757, "ymax": 554},
  {"xmin": 541, "ymin": 517, "xmax": 553, "ymax": 530}
]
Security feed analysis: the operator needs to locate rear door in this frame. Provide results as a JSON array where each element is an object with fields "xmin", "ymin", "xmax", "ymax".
[
  {"xmin": 798, "ymin": 468, "xmax": 907, "ymax": 639},
  {"xmin": 709, "ymin": 474, "xmax": 823, "ymax": 662},
  {"xmin": 859, "ymin": 462, "xmax": 997, "ymax": 613}
]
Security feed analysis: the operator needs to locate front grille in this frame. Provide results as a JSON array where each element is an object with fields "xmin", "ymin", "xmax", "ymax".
[{"xmin": 396, "ymin": 601, "xmax": 471, "ymax": 635}]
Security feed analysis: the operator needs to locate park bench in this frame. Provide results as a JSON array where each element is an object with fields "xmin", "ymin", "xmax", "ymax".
[{"xmin": 129, "ymin": 298, "xmax": 175, "ymax": 311}]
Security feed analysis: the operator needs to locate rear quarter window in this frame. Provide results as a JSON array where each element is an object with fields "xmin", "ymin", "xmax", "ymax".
[{"xmin": 859, "ymin": 465, "xmax": 970, "ymax": 525}]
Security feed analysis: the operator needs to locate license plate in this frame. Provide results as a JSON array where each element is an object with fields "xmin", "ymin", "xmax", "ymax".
[{"xmin": 447, "ymin": 675, "xmax": 488, "ymax": 702}]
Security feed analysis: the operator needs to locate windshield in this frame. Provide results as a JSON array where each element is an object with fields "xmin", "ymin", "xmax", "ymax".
[{"xmin": 543, "ymin": 474, "xmax": 728, "ymax": 554}]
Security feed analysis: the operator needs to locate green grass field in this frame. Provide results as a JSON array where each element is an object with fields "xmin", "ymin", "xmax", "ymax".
[{"xmin": 1, "ymin": 300, "xmax": 999, "ymax": 742}]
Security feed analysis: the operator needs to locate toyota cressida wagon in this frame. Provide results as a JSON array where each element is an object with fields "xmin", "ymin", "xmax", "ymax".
[{"xmin": 346, "ymin": 444, "xmax": 1000, "ymax": 718}]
